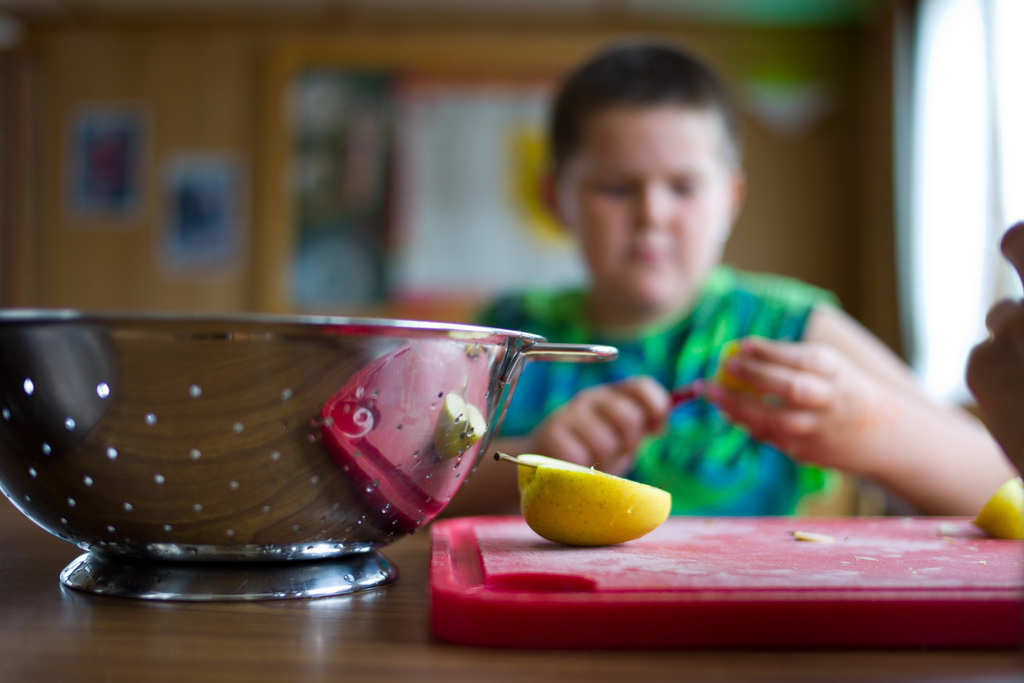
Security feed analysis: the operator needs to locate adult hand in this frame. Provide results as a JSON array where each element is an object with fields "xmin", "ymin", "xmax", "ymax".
[
  {"xmin": 528, "ymin": 375, "xmax": 670, "ymax": 476},
  {"xmin": 967, "ymin": 221, "xmax": 1024, "ymax": 474}
]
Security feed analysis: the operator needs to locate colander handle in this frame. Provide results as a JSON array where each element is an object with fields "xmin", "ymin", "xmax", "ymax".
[
  {"xmin": 498, "ymin": 341, "xmax": 617, "ymax": 384},
  {"xmin": 518, "ymin": 342, "xmax": 618, "ymax": 364}
]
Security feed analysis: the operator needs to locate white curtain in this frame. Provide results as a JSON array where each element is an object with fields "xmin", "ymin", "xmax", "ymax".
[{"xmin": 904, "ymin": 0, "xmax": 1024, "ymax": 403}]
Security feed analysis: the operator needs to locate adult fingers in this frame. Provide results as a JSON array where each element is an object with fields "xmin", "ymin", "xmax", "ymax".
[
  {"xmin": 1000, "ymin": 221, "xmax": 1024, "ymax": 289},
  {"xmin": 965, "ymin": 338, "xmax": 999, "ymax": 400},
  {"xmin": 985, "ymin": 299, "xmax": 1022, "ymax": 336}
]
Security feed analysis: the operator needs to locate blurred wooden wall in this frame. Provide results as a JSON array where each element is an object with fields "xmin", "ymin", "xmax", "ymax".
[{"xmin": 0, "ymin": 6, "xmax": 903, "ymax": 356}]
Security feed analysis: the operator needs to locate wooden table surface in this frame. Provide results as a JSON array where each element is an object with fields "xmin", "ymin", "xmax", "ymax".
[{"xmin": 2, "ymin": 498, "xmax": 1023, "ymax": 683}]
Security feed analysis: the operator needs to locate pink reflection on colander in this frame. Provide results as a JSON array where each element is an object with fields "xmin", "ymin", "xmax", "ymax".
[{"xmin": 319, "ymin": 341, "xmax": 491, "ymax": 531}]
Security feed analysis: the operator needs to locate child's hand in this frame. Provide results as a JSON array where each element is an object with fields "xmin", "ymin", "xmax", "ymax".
[
  {"xmin": 706, "ymin": 337, "xmax": 886, "ymax": 472},
  {"xmin": 967, "ymin": 221, "xmax": 1024, "ymax": 475},
  {"xmin": 528, "ymin": 376, "xmax": 670, "ymax": 476}
]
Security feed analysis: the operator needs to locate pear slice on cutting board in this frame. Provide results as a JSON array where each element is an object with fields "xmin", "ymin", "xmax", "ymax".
[{"xmin": 495, "ymin": 452, "xmax": 671, "ymax": 546}]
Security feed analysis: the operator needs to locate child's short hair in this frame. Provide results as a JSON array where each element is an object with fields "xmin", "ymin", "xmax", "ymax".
[{"xmin": 550, "ymin": 40, "xmax": 742, "ymax": 172}]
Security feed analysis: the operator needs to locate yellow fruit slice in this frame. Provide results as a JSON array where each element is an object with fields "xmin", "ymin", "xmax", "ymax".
[
  {"xmin": 714, "ymin": 339, "xmax": 760, "ymax": 395},
  {"xmin": 495, "ymin": 452, "xmax": 671, "ymax": 546},
  {"xmin": 973, "ymin": 477, "xmax": 1024, "ymax": 540},
  {"xmin": 433, "ymin": 393, "xmax": 486, "ymax": 460},
  {"xmin": 790, "ymin": 530, "xmax": 835, "ymax": 543}
]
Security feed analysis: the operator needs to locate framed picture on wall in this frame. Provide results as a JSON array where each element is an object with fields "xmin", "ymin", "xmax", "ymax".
[
  {"xmin": 68, "ymin": 105, "xmax": 146, "ymax": 220},
  {"xmin": 159, "ymin": 153, "xmax": 244, "ymax": 272},
  {"xmin": 390, "ymin": 78, "xmax": 585, "ymax": 306},
  {"xmin": 255, "ymin": 38, "xmax": 593, "ymax": 316},
  {"xmin": 286, "ymin": 69, "xmax": 392, "ymax": 311}
]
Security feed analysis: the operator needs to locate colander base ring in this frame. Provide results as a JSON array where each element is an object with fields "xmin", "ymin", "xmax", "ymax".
[{"xmin": 58, "ymin": 549, "xmax": 398, "ymax": 601}]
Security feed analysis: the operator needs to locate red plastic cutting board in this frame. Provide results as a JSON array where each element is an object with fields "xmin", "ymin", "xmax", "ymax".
[{"xmin": 429, "ymin": 516, "xmax": 1024, "ymax": 649}]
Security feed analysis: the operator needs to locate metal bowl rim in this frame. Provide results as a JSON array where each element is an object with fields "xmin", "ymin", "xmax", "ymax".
[{"xmin": 0, "ymin": 308, "xmax": 546, "ymax": 343}]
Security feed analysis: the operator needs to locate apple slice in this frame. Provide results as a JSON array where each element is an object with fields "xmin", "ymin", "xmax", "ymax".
[
  {"xmin": 973, "ymin": 477, "xmax": 1024, "ymax": 540},
  {"xmin": 495, "ymin": 452, "xmax": 671, "ymax": 546},
  {"xmin": 433, "ymin": 393, "xmax": 487, "ymax": 460},
  {"xmin": 714, "ymin": 339, "xmax": 762, "ymax": 395}
]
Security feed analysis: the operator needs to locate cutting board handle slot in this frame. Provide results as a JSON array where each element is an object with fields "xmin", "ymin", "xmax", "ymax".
[{"xmin": 485, "ymin": 572, "xmax": 597, "ymax": 593}]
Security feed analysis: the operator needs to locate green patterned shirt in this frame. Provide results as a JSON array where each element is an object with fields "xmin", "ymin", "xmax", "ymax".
[{"xmin": 478, "ymin": 265, "xmax": 840, "ymax": 516}]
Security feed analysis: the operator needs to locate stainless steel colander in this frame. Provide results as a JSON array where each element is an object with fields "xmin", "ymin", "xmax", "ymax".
[{"xmin": 0, "ymin": 310, "xmax": 615, "ymax": 600}]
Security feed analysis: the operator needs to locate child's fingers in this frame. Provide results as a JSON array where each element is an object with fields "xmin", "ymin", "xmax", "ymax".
[
  {"xmin": 709, "ymin": 385, "xmax": 822, "ymax": 454},
  {"xmin": 615, "ymin": 375, "xmax": 672, "ymax": 412},
  {"xmin": 722, "ymin": 354, "xmax": 833, "ymax": 408},
  {"xmin": 612, "ymin": 375, "xmax": 672, "ymax": 431},
  {"xmin": 540, "ymin": 412, "xmax": 613, "ymax": 467},
  {"xmin": 579, "ymin": 377, "xmax": 669, "ymax": 457},
  {"xmin": 531, "ymin": 376, "xmax": 670, "ymax": 475},
  {"xmin": 594, "ymin": 391, "xmax": 651, "ymax": 449},
  {"xmin": 540, "ymin": 379, "xmax": 661, "ymax": 469},
  {"xmin": 740, "ymin": 337, "xmax": 838, "ymax": 377},
  {"xmin": 566, "ymin": 415, "xmax": 622, "ymax": 463}
]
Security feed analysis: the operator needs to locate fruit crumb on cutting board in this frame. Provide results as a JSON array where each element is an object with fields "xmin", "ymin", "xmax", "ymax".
[{"xmin": 790, "ymin": 530, "xmax": 834, "ymax": 543}]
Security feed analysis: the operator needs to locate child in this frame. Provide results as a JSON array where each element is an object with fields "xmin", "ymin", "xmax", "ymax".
[
  {"xmin": 967, "ymin": 221, "xmax": 1024, "ymax": 476},
  {"xmin": 446, "ymin": 40, "xmax": 1016, "ymax": 518}
]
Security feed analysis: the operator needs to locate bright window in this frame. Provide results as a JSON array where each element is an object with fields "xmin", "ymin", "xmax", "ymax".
[{"xmin": 905, "ymin": 0, "xmax": 1024, "ymax": 402}]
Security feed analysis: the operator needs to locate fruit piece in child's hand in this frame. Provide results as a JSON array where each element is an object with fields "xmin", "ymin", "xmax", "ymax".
[
  {"xmin": 494, "ymin": 452, "xmax": 671, "ymax": 546},
  {"xmin": 433, "ymin": 393, "xmax": 486, "ymax": 459},
  {"xmin": 714, "ymin": 339, "xmax": 761, "ymax": 395},
  {"xmin": 972, "ymin": 477, "xmax": 1024, "ymax": 539}
]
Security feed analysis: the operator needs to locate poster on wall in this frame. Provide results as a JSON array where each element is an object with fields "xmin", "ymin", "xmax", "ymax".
[
  {"xmin": 390, "ymin": 80, "xmax": 586, "ymax": 307},
  {"xmin": 287, "ymin": 70, "xmax": 392, "ymax": 311},
  {"xmin": 68, "ymin": 105, "xmax": 146, "ymax": 220},
  {"xmin": 159, "ymin": 153, "xmax": 244, "ymax": 272}
]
